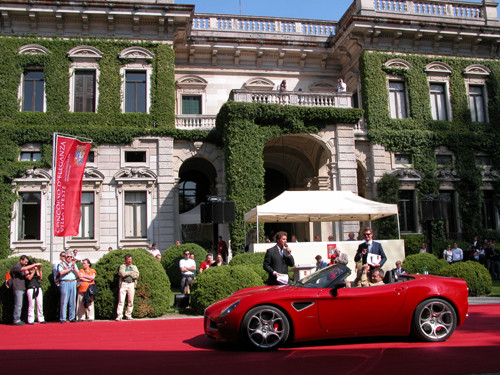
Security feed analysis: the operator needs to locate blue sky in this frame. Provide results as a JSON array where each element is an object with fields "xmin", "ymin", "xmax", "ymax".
[{"xmin": 183, "ymin": 0, "xmax": 484, "ymax": 21}]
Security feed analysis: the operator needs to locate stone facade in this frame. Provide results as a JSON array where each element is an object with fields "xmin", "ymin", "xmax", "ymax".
[{"xmin": 2, "ymin": 0, "xmax": 500, "ymax": 261}]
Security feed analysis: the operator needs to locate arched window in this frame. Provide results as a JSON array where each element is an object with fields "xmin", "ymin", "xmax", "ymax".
[{"xmin": 178, "ymin": 158, "xmax": 216, "ymax": 214}]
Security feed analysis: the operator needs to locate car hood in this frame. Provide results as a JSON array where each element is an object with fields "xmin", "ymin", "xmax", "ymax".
[
  {"xmin": 231, "ymin": 284, "xmax": 288, "ymax": 297},
  {"xmin": 206, "ymin": 284, "xmax": 302, "ymax": 313}
]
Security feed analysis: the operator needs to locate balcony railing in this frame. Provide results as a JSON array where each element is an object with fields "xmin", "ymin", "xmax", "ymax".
[
  {"xmin": 175, "ymin": 115, "xmax": 217, "ymax": 130},
  {"xmin": 336, "ymin": 0, "xmax": 498, "ymax": 33},
  {"xmin": 192, "ymin": 14, "xmax": 336, "ymax": 37},
  {"xmin": 230, "ymin": 90, "xmax": 352, "ymax": 108},
  {"xmin": 373, "ymin": 0, "xmax": 483, "ymax": 19}
]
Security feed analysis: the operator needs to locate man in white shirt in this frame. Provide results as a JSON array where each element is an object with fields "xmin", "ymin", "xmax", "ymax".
[
  {"xmin": 179, "ymin": 250, "xmax": 196, "ymax": 293},
  {"xmin": 451, "ymin": 242, "xmax": 463, "ymax": 263},
  {"xmin": 148, "ymin": 243, "xmax": 161, "ymax": 261}
]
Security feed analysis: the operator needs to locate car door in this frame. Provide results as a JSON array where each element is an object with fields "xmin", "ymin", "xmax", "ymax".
[{"xmin": 317, "ymin": 281, "xmax": 408, "ymax": 332}]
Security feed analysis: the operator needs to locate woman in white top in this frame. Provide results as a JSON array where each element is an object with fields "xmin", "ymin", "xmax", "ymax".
[
  {"xmin": 337, "ymin": 78, "xmax": 347, "ymax": 93},
  {"xmin": 443, "ymin": 244, "xmax": 453, "ymax": 264}
]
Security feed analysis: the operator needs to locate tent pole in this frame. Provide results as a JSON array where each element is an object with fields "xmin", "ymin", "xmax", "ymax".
[
  {"xmin": 256, "ymin": 216, "xmax": 259, "ymax": 243},
  {"xmin": 397, "ymin": 213, "xmax": 401, "ymax": 239}
]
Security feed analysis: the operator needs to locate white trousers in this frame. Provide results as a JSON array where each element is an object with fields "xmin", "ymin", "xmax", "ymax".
[
  {"xmin": 116, "ymin": 282, "xmax": 135, "ymax": 319},
  {"xmin": 26, "ymin": 288, "xmax": 45, "ymax": 324}
]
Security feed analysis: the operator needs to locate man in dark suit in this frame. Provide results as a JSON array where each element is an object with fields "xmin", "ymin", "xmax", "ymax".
[
  {"xmin": 263, "ymin": 231, "xmax": 295, "ymax": 285},
  {"xmin": 354, "ymin": 227, "xmax": 386, "ymax": 268}
]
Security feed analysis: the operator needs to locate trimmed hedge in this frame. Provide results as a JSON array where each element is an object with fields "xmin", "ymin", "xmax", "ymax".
[
  {"xmin": 402, "ymin": 253, "xmax": 449, "ymax": 275},
  {"xmin": 402, "ymin": 234, "xmax": 425, "ymax": 256},
  {"xmin": 438, "ymin": 261, "xmax": 492, "ymax": 297},
  {"xmin": 0, "ymin": 256, "xmax": 58, "ymax": 323},
  {"xmin": 161, "ymin": 243, "xmax": 207, "ymax": 289},
  {"xmin": 190, "ymin": 265, "xmax": 264, "ymax": 315},
  {"xmin": 93, "ymin": 249, "xmax": 172, "ymax": 319},
  {"xmin": 229, "ymin": 252, "xmax": 267, "ymax": 283}
]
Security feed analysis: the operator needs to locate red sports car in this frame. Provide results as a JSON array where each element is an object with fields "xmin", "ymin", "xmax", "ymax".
[{"xmin": 204, "ymin": 264, "xmax": 469, "ymax": 350}]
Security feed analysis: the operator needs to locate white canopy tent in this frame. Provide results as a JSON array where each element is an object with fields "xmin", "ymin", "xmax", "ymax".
[{"xmin": 244, "ymin": 190, "xmax": 400, "ymax": 241}]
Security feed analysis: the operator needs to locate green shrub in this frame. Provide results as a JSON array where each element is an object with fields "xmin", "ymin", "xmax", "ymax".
[
  {"xmin": 402, "ymin": 253, "xmax": 449, "ymax": 275},
  {"xmin": 230, "ymin": 252, "xmax": 267, "ymax": 283},
  {"xmin": 402, "ymin": 234, "xmax": 425, "ymax": 256},
  {"xmin": 229, "ymin": 252, "xmax": 265, "ymax": 266},
  {"xmin": 161, "ymin": 243, "xmax": 207, "ymax": 289},
  {"xmin": 439, "ymin": 261, "xmax": 492, "ymax": 297},
  {"xmin": 93, "ymin": 249, "xmax": 172, "ymax": 319},
  {"xmin": 0, "ymin": 256, "xmax": 58, "ymax": 323},
  {"xmin": 190, "ymin": 265, "xmax": 264, "ymax": 315}
]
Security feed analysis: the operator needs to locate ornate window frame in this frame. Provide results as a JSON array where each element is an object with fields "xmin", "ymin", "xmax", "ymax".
[
  {"xmin": 464, "ymin": 64, "xmax": 490, "ymax": 123},
  {"xmin": 68, "ymin": 45, "xmax": 103, "ymax": 113},
  {"xmin": 243, "ymin": 77, "xmax": 275, "ymax": 91},
  {"xmin": 425, "ymin": 62, "xmax": 452, "ymax": 121},
  {"xmin": 18, "ymin": 44, "xmax": 49, "ymax": 113},
  {"xmin": 119, "ymin": 47, "xmax": 154, "ymax": 113},
  {"xmin": 176, "ymin": 75, "xmax": 208, "ymax": 114},
  {"xmin": 114, "ymin": 168, "xmax": 157, "ymax": 249},
  {"xmin": 309, "ymin": 80, "xmax": 337, "ymax": 92},
  {"xmin": 10, "ymin": 168, "xmax": 51, "ymax": 251}
]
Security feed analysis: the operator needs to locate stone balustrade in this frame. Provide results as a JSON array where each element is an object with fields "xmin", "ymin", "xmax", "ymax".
[
  {"xmin": 175, "ymin": 115, "xmax": 217, "ymax": 130},
  {"xmin": 373, "ymin": 0, "xmax": 483, "ymax": 19},
  {"xmin": 192, "ymin": 14, "xmax": 336, "ymax": 36},
  {"xmin": 230, "ymin": 90, "xmax": 352, "ymax": 108}
]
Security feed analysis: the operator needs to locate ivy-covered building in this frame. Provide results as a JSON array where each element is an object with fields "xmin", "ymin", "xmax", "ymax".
[{"xmin": 1, "ymin": 0, "xmax": 499, "ymax": 261}]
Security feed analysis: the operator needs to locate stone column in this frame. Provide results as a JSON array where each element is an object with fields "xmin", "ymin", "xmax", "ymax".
[{"xmin": 156, "ymin": 137, "xmax": 175, "ymax": 248}]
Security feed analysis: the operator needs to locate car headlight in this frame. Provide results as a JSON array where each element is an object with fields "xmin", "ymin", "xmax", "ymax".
[{"xmin": 220, "ymin": 300, "xmax": 241, "ymax": 317}]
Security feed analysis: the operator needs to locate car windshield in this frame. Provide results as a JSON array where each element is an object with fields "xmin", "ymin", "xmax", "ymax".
[{"xmin": 293, "ymin": 264, "xmax": 351, "ymax": 289}]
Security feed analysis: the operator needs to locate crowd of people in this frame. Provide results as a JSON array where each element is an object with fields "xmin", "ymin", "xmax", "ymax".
[
  {"xmin": 440, "ymin": 238, "xmax": 500, "ymax": 279},
  {"xmin": 459, "ymin": 237, "xmax": 500, "ymax": 280},
  {"xmin": 7, "ymin": 230, "xmax": 499, "ymax": 325},
  {"xmin": 266, "ymin": 227, "xmax": 500, "ymax": 288},
  {"xmin": 8, "ymin": 251, "xmax": 99, "ymax": 325},
  {"xmin": 264, "ymin": 228, "xmax": 408, "ymax": 289},
  {"xmin": 7, "ymin": 236, "xmax": 232, "ymax": 324}
]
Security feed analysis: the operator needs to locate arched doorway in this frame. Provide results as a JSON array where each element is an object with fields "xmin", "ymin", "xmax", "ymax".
[
  {"xmin": 178, "ymin": 157, "xmax": 217, "ymax": 244},
  {"xmin": 264, "ymin": 167, "xmax": 292, "ymax": 241},
  {"xmin": 263, "ymin": 134, "xmax": 331, "ymax": 242}
]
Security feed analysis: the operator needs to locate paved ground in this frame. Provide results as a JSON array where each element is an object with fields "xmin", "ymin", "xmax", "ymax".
[
  {"xmin": 468, "ymin": 296, "xmax": 500, "ymax": 304},
  {"xmin": 0, "ymin": 304, "xmax": 498, "ymax": 375}
]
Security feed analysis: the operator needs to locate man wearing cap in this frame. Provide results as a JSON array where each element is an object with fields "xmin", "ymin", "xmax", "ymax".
[{"xmin": 57, "ymin": 251, "xmax": 80, "ymax": 323}]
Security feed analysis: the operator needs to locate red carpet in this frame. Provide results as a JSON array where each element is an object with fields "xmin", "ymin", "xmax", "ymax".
[{"xmin": 0, "ymin": 304, "xmax": 499, "ymax": 375}]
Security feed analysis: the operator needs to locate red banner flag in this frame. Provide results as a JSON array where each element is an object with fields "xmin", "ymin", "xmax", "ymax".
[{"xmin": 53, "ymin": 135, "xmax": 91, "ymax": 237}]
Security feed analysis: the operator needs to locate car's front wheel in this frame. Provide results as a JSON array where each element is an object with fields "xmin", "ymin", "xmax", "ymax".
[
  {"xmin": 241, "ymin": 305, "xmax": 290, "ymax": 350},
  {"xmin": 413, "ymin": 298, "xmax": 457, "ymax": 342}
]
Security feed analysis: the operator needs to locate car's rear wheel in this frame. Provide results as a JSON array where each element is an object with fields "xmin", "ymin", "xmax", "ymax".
[
  {"xmin": 413, "ymin": 298, "xmax": 457, "ymax": 342},
  {"xmin": 241, "ymin": 305, "xmax": 290, "ymax": 350}
]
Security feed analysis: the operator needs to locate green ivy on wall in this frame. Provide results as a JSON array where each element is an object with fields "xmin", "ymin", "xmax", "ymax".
[
  {"xmin": 217, "ymin": 101, "xmax": 363, "ymax": 252},
  {"xmin": 361, "ymin": 51, "xmax": 500, "ymax": 241},
  {"xmin": 0, "ymin": 36, "xmax": 212, "ymax": 259}
]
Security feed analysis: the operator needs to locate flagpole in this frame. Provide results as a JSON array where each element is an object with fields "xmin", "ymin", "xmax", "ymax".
[
  {"xmin": 50, "ymin": 133, "xmax": 57, "ymax": 264},
  {"xmin": 50, "ymin": 132, "xmax": 92, "ymax": 264}
]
